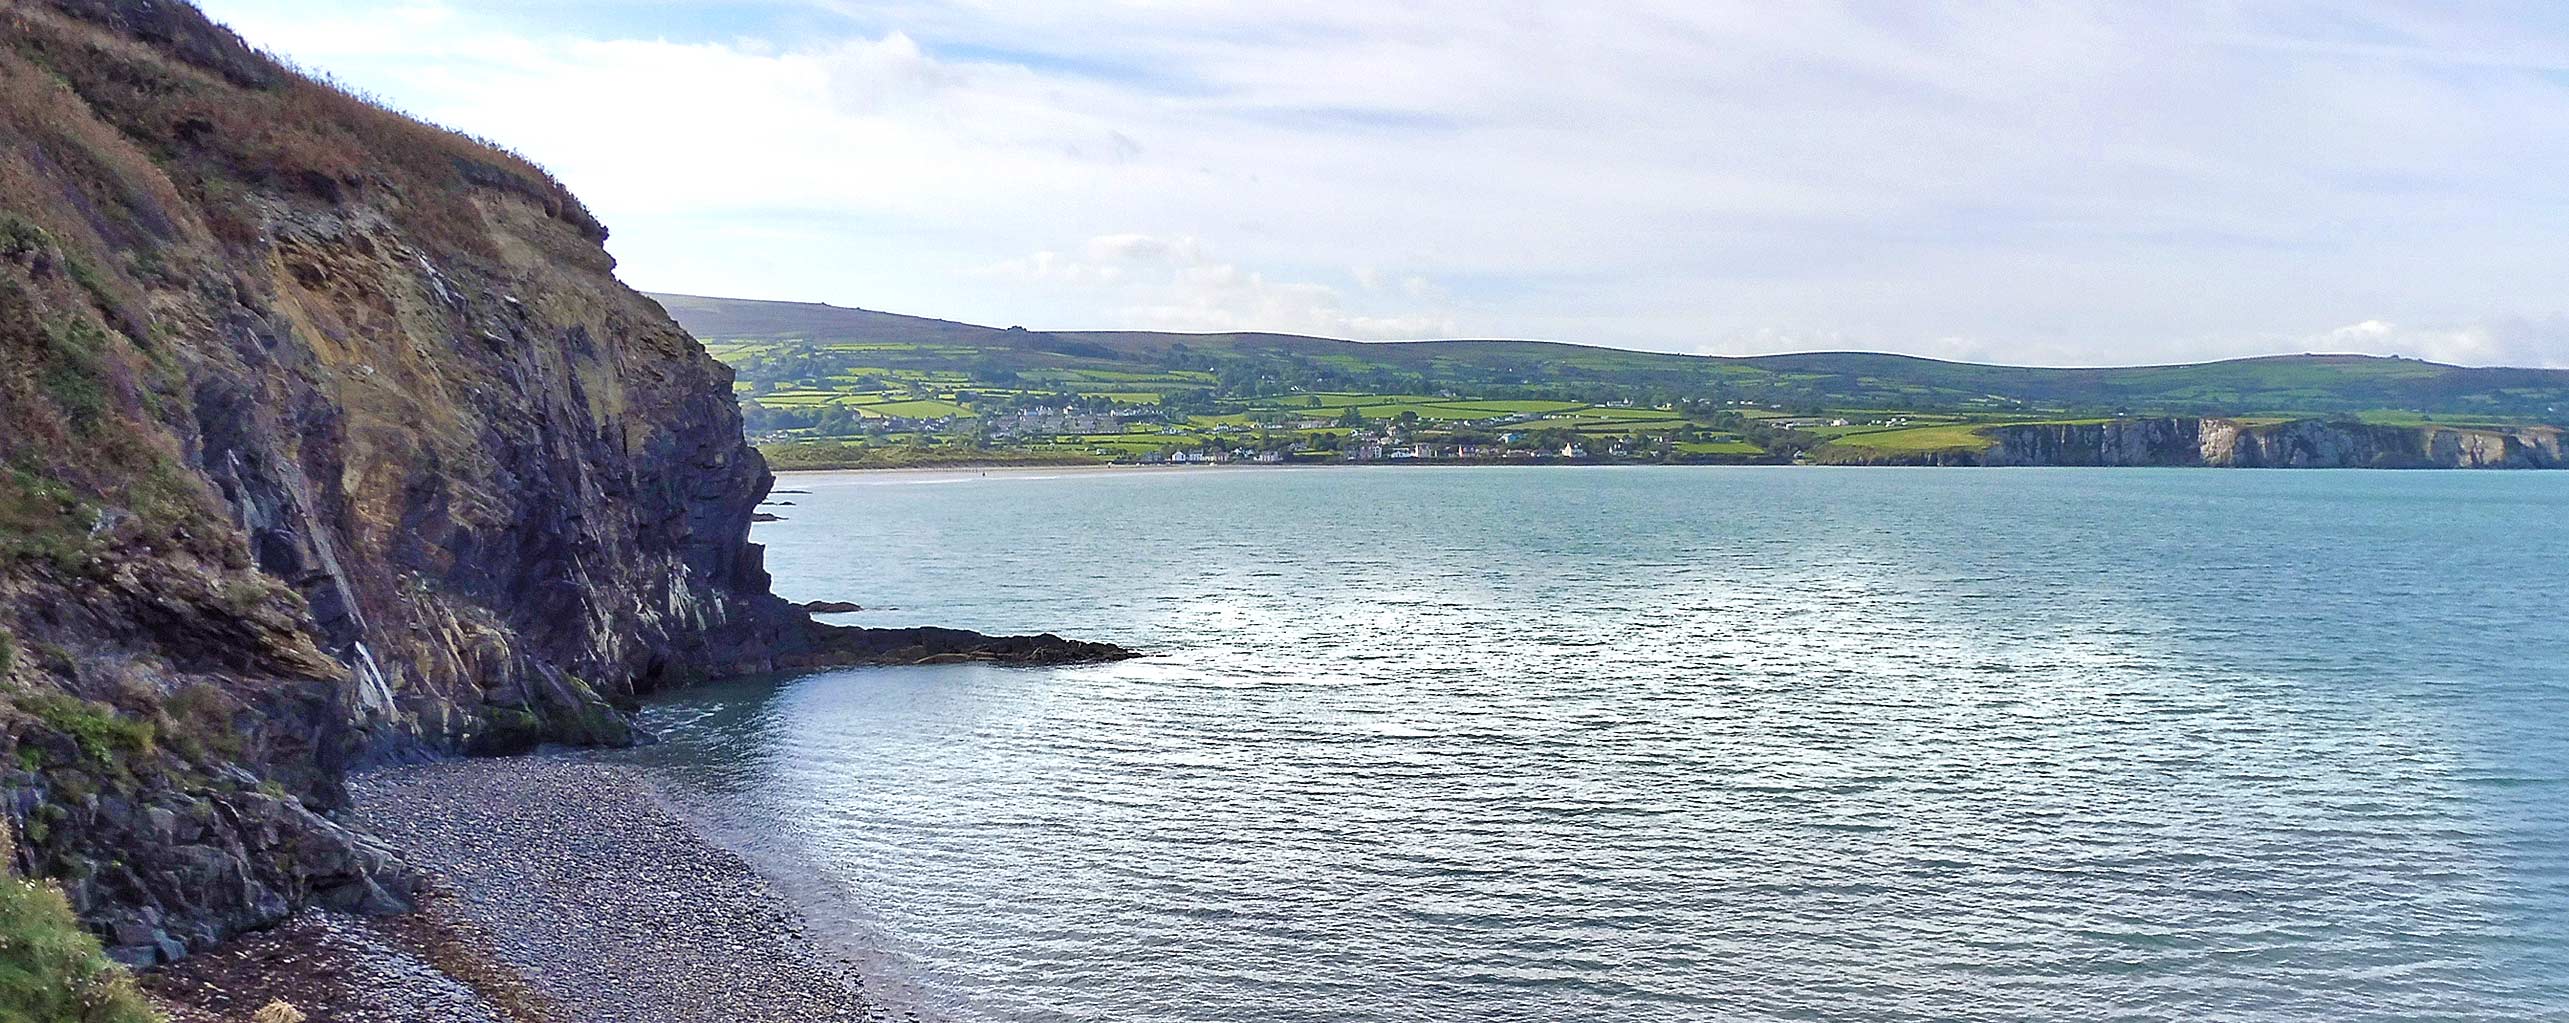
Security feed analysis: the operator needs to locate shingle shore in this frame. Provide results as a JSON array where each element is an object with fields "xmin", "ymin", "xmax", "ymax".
[{"xmin": 350, "ymin": 757, "xmax": 903, "ymax": 1023}]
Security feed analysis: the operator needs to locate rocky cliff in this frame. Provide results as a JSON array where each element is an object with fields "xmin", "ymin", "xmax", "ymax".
[
  {"xmin": 2188, "ymin": 419, "xmax": 2564, "ymax": 469},
  {"xmin": 1822, "ymin": 418, "xmax": 2566, "ymax": 468},
  {"xmin": 1987, "ymin": 418, "xmax": 2565, "ymax": 468},
  {"xmin": 0, "ymin": 0, "xmax": 1122, "ymax": 966}
]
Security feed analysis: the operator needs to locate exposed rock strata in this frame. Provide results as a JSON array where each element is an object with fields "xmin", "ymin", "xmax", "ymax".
[
  {"xmin": 0, "ymin": 0, "xmax": 1127, "ymax": 965},
  {"xmin": 1827, "ymin": 418, "xmax": 2566, "ymax": 468}
]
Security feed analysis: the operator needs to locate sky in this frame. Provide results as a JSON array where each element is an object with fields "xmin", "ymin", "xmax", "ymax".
[{"xmin": 191, "ymin": 0, "xmax": 2569, "ymax": 368}]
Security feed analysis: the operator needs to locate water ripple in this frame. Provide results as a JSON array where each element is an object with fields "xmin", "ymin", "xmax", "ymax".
[{"xmin": 636, "ymin": 467, "xmax": 2569, "ymax": 1023}]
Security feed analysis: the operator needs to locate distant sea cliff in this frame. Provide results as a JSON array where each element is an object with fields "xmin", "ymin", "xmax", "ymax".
[{"xmin": 1816, "ymin": 418, "xmax": 2566, "ymax": 468}]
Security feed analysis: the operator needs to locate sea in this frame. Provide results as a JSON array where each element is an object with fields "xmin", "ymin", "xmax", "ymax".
[{"xmin": 628, "ymin": 466, "xmax": 2569, "ymax": 1022}]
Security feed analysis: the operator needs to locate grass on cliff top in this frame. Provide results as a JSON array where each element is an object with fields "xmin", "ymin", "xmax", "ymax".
[
  {"xmin": 1815, "ymin": 423, "xmax": 2001, "ymax": 454},
  {"xmin": 0, "ymin": 826, "xmax": 161, "ymax": 1023}
]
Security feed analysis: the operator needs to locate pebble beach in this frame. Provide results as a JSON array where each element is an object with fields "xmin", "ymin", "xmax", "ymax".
[{"xmin": 150, "ymin": 757, "xmax": 907, "ymax": 1023}]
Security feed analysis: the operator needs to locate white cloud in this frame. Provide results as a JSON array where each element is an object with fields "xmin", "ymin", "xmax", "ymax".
[
  {"xmin": 2315, "ymin": 318, "xmax": 2569, "ymax": 368},
  {"xmin": 193, "ymin": 0, "xmax": 2569, "ymax": 367},
  {"xmin": 991, "ymin": 234, "xmax": 1454, "ymax": 338}
]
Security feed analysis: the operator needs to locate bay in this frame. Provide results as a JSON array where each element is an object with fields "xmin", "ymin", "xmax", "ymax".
[{"xmin": 635, "ymin": 466, "xmax": 2569, "ymax": 1022}]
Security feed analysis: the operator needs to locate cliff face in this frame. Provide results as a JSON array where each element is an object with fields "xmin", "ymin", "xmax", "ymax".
[
  {"xmin": 0, "ymin": 0, "xmax": 1120, "ymax": 965},
  {"xmin": 1822, "ymin": 418, "xmax": 2565, "ymax": 468},
  {"xmin": 1979, "ymin": 418, "xmax": 2566, "ymax": 468},
  {"xmin": 1974, "ymin": 418, "xmax": 2206, "ymax": 467},
  {"xmin": 2191, "ymin": 419, "xmax": 2565, "ymax": 469}
]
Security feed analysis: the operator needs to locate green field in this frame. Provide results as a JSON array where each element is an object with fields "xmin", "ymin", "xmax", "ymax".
[{"xmin": 1813, "ymin": 423, "xmax": 2002, "ymax": 455}]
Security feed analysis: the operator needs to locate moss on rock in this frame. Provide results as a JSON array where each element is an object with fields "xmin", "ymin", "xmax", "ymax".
[{"xmin": 15, "ymin": 695, "xmax": 156, "ymax": 773}]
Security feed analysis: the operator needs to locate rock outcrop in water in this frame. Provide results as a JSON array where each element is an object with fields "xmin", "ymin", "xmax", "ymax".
[
  {"xmin": 1822, "ymin": 418, "xmax": 2567, "ymax": 468},
  {"xmin": 0, "ymin": 0, "xmax": 1126, "ymax": 965}
]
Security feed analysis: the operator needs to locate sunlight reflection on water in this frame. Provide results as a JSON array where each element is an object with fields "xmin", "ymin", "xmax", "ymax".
[{"xmin": 635, "ymin": 467, "xmax": 2569, "ymax": 1023}]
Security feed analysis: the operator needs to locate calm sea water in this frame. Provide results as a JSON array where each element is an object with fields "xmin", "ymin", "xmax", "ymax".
[{"xmin": 633, "ymin": 467, "xmax": 2569, "ymax": 1022}]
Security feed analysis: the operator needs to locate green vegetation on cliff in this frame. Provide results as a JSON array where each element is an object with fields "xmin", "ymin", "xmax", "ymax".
[
  {"xmin": 15, "ymin": 696, "xmax": 154, "ymax": 774},
  {"xmin": 0, "ymin": 881, "xmax": 160, "ymax": 1023},
  {"xmin": 1809, "ymin": 423, "xmax": 2008, "ymax": 459},
  {"xmin": 0, "ymin": 826, "xmax": 159, "ymax": 1023}
]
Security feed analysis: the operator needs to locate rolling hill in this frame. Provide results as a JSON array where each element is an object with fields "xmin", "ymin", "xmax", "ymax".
[{"xmin": 650, "ymin": 293, "xmax": 2569, "ymax": 422}]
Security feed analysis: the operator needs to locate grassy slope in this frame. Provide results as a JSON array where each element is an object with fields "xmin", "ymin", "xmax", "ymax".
[
  {"xmin": 0, "ymin": 881, "xmax": 159, "ymax": 1023},
  {"xmin": 0, "ymin": 825, "xmax": 158, "ymax": 1023}
]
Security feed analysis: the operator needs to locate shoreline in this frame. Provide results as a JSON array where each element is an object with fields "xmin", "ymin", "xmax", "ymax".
[
  {"xmin": 771, "ymin": 459, "xmax": 1773, "ymax": 475},
  {"xmin": 768, "ymin": 459, "xmax": 2569, "ymax": 476},
  {"xmin": 353, "ymin": 757, "xmax": 902, "ymax": 1023},
  {"xmin": 775, "ymin": 461, "xmax": 1308, "ymax": 476},
  {"xmin": 149, "ymin": 756, "xmax": 908, "ymax": 1023}
]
